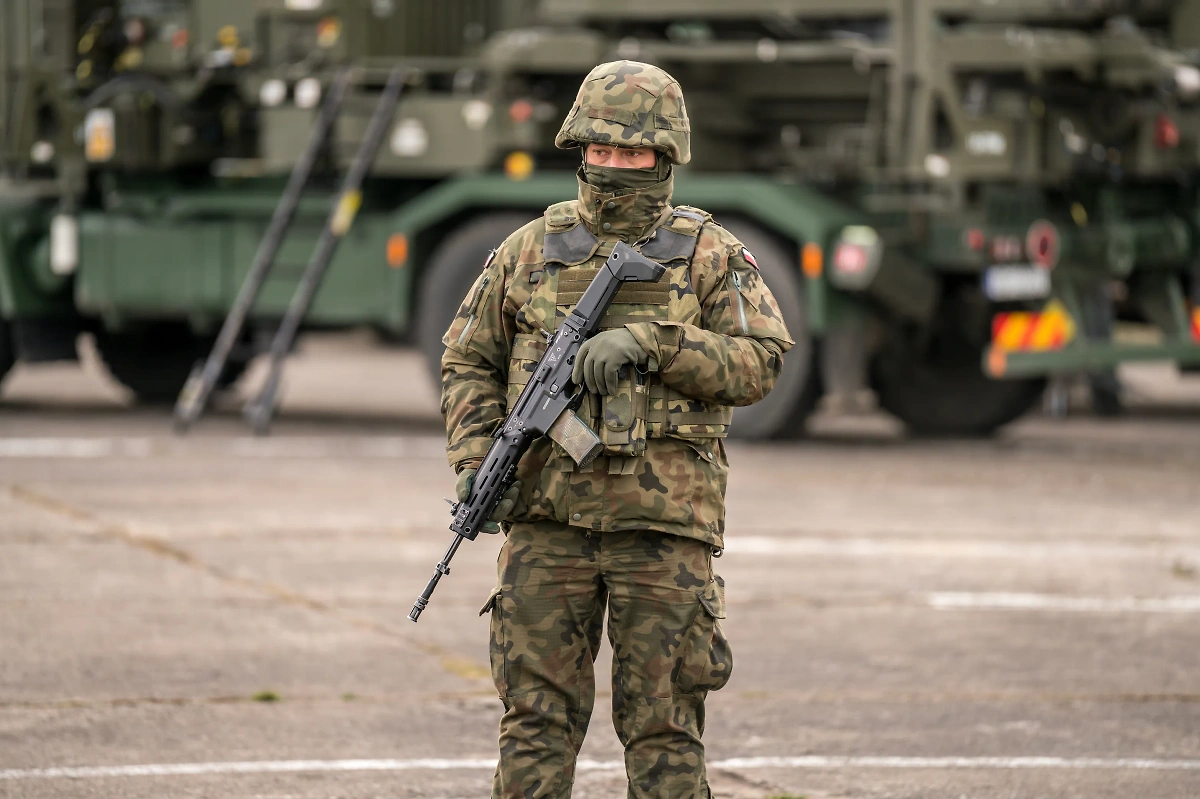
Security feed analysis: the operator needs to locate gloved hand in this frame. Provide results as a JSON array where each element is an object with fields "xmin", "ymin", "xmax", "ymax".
[
  {"xmin": 571, "ymin": 328, "xmax": 648, "ymax": 395},
  {"xmin": 455, "ymin": 468, "xmax": 521, "ymax": 534}
]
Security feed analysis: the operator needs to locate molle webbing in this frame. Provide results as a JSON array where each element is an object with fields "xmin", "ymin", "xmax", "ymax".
[
  {"xmin": 555, "ymin": 265, "xmax": 670, "ymax": 330},
  {"xmin": 556, "ymin": 268, "xmax": 672, "ymax": 308},
  {"xmin": 510, "ymin": 333, "xmax": 549, "ymax": 363},
  {"xmin": 645, "ymin": 382, "xmax": 731, "ymax": 437}
]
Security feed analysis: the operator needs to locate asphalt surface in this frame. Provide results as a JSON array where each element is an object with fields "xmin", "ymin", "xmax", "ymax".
[{"xmin": 1, "ymin": 333, "xmax": 1199, "ymax": 799}]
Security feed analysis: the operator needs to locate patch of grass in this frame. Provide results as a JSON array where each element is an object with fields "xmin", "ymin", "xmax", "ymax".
[
  {"xmin": 441, "ymin": 657, "xmax": 491, "ymax": 680},
  {"xmin": 1172, "ymin": 559, "xmax": 1198, "ymax": 580},
  {"xmin": 251, "ymin": 690, "xmax": 280, "ymax": 703},
  {"xmin": 766, "ymin": 794, "xmax": 808, "ymax": 799},
  {"xmin": 341, "ymin": 692, "xmax": 357, "ymax": 701}
]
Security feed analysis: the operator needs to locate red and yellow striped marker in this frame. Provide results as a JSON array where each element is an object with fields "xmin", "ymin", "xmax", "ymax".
[
  {"xmin": 991, "ymin": 299, "xmax": 1076, "ymax": 352},
  {"xmin": 1191, "ymin": 307, "xmax": 1200, "ymax": 342}
]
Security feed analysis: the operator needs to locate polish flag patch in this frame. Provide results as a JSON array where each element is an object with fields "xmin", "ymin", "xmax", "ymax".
[{"xmin": 741, "ymin": 247, "xmax": 759, "ymax": 269}]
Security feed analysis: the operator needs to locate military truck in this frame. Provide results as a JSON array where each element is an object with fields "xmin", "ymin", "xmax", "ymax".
[{"xmin": 3, "ymin": 0, "xmax": 1200, "ymax": 437}]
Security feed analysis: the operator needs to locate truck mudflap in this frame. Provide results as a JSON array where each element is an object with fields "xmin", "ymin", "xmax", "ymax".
[{"xmin": 985, "ymin": 300, "xmax": 1200, "ymax": 379}]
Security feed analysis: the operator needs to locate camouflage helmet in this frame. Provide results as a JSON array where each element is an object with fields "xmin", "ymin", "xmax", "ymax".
[{"xmin": 555, "ymin": 60, "xmax": 691, "ymax": 165}]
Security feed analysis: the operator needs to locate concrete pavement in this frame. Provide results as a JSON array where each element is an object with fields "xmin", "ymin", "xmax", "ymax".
[{"xmin": 1, "ymin": 334, "xmax": 1198, "ymax": 798}]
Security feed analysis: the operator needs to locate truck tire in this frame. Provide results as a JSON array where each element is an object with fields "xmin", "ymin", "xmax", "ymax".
[
  {"xmin": 0, "ymin": 319, "xmax": 14, "ymax": 386},
  {"xmin": 95, "ymin": 324, "xmax": 247, "ymax": 404},
  {"xmin": 724, "ymin": 221, "xmax": 820, "ymax": 440},
  {"xmin": 417, "ymin": 213, "xmax": 536, "ymax": 386},
  {"xmin": 870, "ymin": 286, "xmax": 1045, "ymax": 436}
]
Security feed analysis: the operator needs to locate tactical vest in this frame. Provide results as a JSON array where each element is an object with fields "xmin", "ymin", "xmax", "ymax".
[{"xmin": 506, "ymin": 201, "xmax": 733, "ymax": 456}]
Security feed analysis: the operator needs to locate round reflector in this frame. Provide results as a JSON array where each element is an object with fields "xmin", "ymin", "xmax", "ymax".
[
  {"xmin": 1026, "ymin": 220, "xmax": 1060, "ymax": 269},
  {"xmin": 833, "ymin": 243, "xmax": 869, "ymax": 274},
  {"xmin": 509, "ymin": 99, "xmax": 534, "ymax": 123}
]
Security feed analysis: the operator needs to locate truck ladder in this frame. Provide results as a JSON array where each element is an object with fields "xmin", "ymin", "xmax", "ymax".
[
  {"xmin": 172, "ymin": 68, "xmax": 355, "ymax": 432},
  {"xmin": 242, "ymin": 65, "xmax": 409, "ymax": 435}
]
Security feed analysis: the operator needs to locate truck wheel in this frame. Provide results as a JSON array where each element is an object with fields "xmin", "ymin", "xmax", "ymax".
[
  {"xmin": 95, "ymin": 324, "xmax": 246, "ymax": 404},
  {"xmin": 870, "ymin": 286, "xmax": 1045, "ymax": 436},
  {"xmin": 417, "ymin": 213, "xmax": 535, "ymax": 386},
  {"xmin": 724, "ymin": 221, "xmax": 820, "ymax": 439},
  {"xmin": 0, "ymin": 320, "xmax": 14, "ymax": 386}
]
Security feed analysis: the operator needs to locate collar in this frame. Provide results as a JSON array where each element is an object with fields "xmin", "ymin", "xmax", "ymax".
[{"xmin": 575, "ymin": 169, "xmax": 674, "ymax": 244}]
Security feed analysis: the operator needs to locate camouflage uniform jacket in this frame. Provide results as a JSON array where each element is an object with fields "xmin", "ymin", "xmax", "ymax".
[{"xmin": 441, "ymin": 173, "xmax": 793, "ymax": 548}]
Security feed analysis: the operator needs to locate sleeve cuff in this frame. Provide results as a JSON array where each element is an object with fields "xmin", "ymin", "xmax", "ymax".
[
  {"xmin": 624, "ymin": 321, "xmax": 684, "ymax": 372},
  {"xmin": 447, "ymin": 436, "xmax": 494, "ymax": 469}
]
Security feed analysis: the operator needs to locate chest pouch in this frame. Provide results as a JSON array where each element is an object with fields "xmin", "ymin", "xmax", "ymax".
[
  {"xmin": 556, "ymin": 264, "xmax": 671, "ymax": 457},
  {"xmin": 599, "ymin": 366, "xmax": 650, "ymax": 457}
]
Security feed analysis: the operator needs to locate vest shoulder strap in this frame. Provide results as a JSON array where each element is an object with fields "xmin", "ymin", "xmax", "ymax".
[
  {"xmin": 543, "ymin": 201, "xmax": 600, "ymax": 265},
  {"xmin": 668, "ymin": 206, "xmax": 712, "ymax": 231},
  {"xmin": 640, "ymin": 206, "xmax": 711, "ymax": 263}
]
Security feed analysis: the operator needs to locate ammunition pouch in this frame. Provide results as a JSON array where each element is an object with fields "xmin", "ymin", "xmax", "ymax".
[{"xmin": 598, "ymin": 366, "xmax": 650, "ymax": 457}]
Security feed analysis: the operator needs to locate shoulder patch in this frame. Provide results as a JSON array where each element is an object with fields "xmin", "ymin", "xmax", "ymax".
[
  {"xmin": 482, "ymin": 248, "xmax": 497, "ymax": 270},
  {"xmin": 741, "ymin": 247, "xmax": 759, "ymax": 269}
]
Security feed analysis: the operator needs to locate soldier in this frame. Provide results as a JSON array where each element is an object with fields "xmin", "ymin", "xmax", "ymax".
[{"xmin": 440, "ymin": 60, "xmax": 793, "ymax": 798}]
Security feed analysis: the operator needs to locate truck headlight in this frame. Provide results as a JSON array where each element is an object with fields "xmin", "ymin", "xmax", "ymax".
[
  {"xmin": 1176, "ymin": 65, "xmax": 1200, "ymax": 100},
  {"xmin": 259, "ymin": 79, "xmax": 287, "ymax": 108},
  {"xmin": 294, "ymin": 78, "xmax": 322, "ymax": 109},
  {"xmin": 390, "ymin": 119, "xmax": 429, "ymax": 157}
]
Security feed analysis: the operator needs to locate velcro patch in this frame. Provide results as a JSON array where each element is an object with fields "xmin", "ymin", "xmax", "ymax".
[{"xmin": 741, "ymin": 247, "xmax": 759, "ymax": 269}]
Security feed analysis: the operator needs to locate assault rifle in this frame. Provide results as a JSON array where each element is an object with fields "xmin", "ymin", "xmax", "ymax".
[{"xmin": 409, "ymin": 241, "xmax": 665, "ymax": 622}]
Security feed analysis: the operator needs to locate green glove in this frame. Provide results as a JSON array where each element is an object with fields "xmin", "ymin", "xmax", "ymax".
[
  {"xmin": 571, "ymin": 328, "xmax": 648, "ymax": 395},
  {"xmin": 455, "ymin": 468, "xmax": 521, "ymax": 534}
]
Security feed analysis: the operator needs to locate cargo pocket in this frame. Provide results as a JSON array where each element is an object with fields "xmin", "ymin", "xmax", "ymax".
[
  {"xmin": 673, "ymin": 575, "xmax": 733, "ymax": 696},
  {"xmin": 444, "ymin": 266, "xmax": 497, "ymax": 350},
  {"xmin": 599, "ymin": 366, "xmax": 649, "ymax": 457},
  {"xmin": 479, "ymin": 586, "xmax": 508, "ymax": 699}
]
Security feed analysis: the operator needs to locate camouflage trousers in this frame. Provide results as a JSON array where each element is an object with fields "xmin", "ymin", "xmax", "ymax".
[{"xmin": 480, "ymin": 522, "xmax": 732, "ymax": 799}]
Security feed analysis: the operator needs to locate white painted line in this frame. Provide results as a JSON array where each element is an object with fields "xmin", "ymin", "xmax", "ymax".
[
  {"xmin": 724, "ymin": 536, "xmax": 1200, "ymax": 559},
  {"xmin": 4, "ymin": 755, "xmax": 1200, "ymax": 780},
  {"xmin": 714, "ymin": 756, "xmax": 1200, "ymax": 770},
  {"xmin": 0, "ymin": 759, "xmax": 497, "ymax": 779},
  {"xmin": 0, "ymin": 438, "xmax": 152, "ymax": 458},
  {"xmin": 927, "ymin": 592, "xmax": 1200, "ymax": 613},
  {"xmin": 0, "ymin": 436, "xmax": 444, "ymax": 460}
]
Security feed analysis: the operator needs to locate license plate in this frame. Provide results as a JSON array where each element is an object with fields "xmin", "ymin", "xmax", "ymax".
[{"xmin": 983, "ymin": 265, "xmax": 1052, "ymax": 302}]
